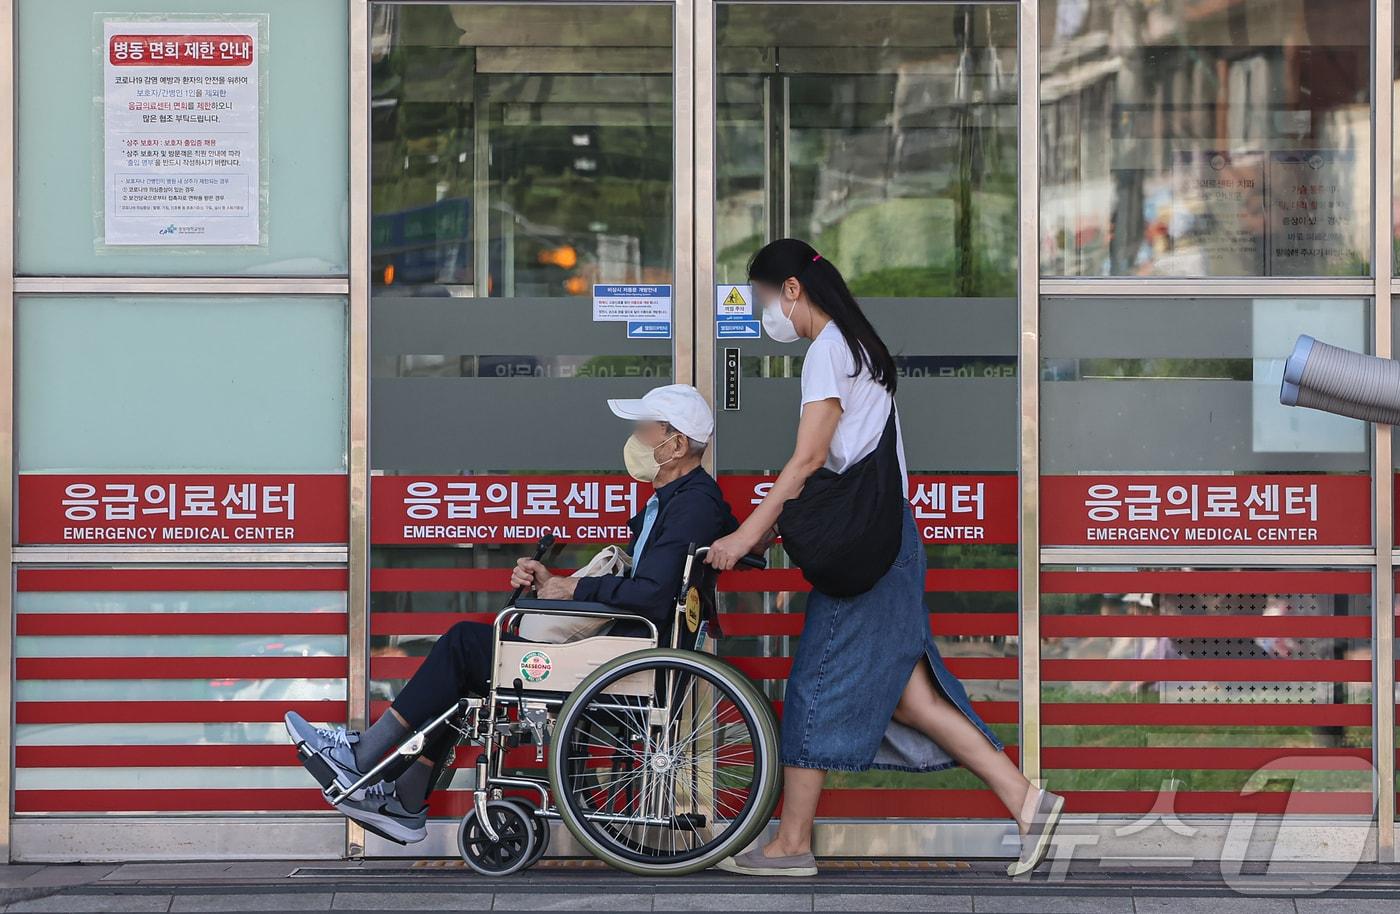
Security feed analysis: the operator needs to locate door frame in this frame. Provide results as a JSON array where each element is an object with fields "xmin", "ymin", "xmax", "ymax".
[{"xmin": 690, "ymin": 0, "xmax": 1038, "ymax": 859}]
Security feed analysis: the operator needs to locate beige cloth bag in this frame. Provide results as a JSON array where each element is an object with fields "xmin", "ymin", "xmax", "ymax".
[{"xmin": 515, "ymin": 545, "xmax": 633, "ymax": 643}]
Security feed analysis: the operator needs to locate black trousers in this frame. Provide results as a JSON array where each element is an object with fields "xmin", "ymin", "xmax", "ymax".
[{"xmin": 380, "ymin": 620, "xmax": 526, "ymax": 793}]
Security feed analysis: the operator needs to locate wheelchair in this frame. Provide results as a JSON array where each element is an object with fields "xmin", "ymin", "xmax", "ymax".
[{"xmin": 297, "ymin": 537, "xmax": 782, "ymax": 876}]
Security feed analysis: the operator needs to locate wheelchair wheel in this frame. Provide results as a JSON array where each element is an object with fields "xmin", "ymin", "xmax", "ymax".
[
  {"xmin": 457, "ymin": 798, "xmax": 537, "ymax": 876},
  {"xmin": 547, "ymin": 648, "xmax": 780, "ymax": 876}
]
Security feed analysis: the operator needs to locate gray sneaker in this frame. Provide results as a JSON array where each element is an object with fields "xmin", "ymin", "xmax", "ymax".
[
  {"xmin": 338, "ymin": 780, "xmax": 427, "ymax": 845},
  {"xmin": 283, "ymin": 711, "xmax": 373, "ymax": 801},
  {"xmin": 1007, "ymin": 786, "xmax": 1065, "ymax": 877},
  {"xmin": 714, "ymin": 846, "xmax": 818, "ymax": 877}
]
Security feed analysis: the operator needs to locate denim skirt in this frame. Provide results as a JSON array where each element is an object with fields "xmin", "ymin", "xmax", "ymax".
[{"xmin": 780, "ymin": 502, "xmax": 1005, "ymax": 772}]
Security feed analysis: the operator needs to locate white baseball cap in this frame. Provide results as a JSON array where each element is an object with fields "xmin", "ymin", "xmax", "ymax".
[{"xmin": 607, "ymin": 384, "xmax": 715, "ymax": 443}]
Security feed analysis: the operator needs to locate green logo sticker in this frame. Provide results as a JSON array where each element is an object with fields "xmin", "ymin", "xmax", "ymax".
[{"xmin": 520, "ymin": 650, "xmax": 552, "ymax": 683}]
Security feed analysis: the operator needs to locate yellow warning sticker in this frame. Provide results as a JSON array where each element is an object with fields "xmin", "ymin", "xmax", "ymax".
[{"xmin": 716, "ymin": 284, "xmax": 753, "ymax": 317}]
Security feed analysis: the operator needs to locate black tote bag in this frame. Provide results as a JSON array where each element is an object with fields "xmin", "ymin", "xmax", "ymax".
[{"xmin": 776, "ymin": 399, "xmax": 904, "ymax": 597}]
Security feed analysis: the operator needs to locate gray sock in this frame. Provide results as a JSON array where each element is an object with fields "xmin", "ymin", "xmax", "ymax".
[
  {"xmin": 395, "ymin": 758, "xmax": 434, "ymax": 814},
  {"xmin": 351, "ymin": 711, "xmax": 410, "ymax": 772}
]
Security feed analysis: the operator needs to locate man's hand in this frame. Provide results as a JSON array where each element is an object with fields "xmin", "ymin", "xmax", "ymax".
[
  {"xmin": 510, "ymin": 557, "xmax": 552, "ymax": 592},
  {"xmin": 537, "ymin": 576, "xmax": 578, "ymax": 600}
]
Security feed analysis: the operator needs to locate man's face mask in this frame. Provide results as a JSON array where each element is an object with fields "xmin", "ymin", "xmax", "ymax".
[{"xmin": 623, "ymin": 430, "xmax": 682, "ymax": 483}]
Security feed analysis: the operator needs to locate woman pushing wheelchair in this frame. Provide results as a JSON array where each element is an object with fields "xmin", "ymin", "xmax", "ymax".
[{"xmin": 283, "ymin": 384, "xmax": 751, "ymax": 845}]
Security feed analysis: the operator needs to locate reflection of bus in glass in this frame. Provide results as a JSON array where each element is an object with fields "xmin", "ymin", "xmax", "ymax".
[
  {"xmin": 371, "ymin": 197, "xmax": 472, "ymax": 289},
  {"xmin": 371, "ymin": 197, "xmax": 667, "ymax": 299}
]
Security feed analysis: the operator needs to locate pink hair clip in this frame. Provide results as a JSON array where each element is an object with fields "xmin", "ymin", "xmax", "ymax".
[{"xmin": 811, "ymin": 253, "xmax": 822, "ymax": 262}]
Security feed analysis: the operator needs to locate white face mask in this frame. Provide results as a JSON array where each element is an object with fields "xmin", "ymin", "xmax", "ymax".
[{"xmin": 761, "ymin": 292, "xmax": 802, "ymax": 343}]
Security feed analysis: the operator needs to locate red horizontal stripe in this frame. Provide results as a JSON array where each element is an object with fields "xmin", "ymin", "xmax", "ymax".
[
  {"xmin": 1042, "ymin": 747, "xmax": 1372, "ymax": 771},
  {"xmin": 802, "ymin": 789, "xmax": 1011, "ymax": 818},
  {"xmin": 410, "ymin": 789, "xmax": 1010, "ymax": 820},
  {"xmin": 798, "ymin": 789, "xmax": 1373, "ymax": 818},
  {"xmin": 1055, "ymin": 791, "xmax": 1373, "ymax": 815},
  {"xmin": 1043, "ymin": 702, "xmax": 1371, "ymax": 727},
  {"xmin": 369, "ymin": 568, "xmax": 1019, "ymax": 594},
  {"xmin": 707, "ymin": 613, "xmax": 1372, "ymax": 639},
  {"xmin": 373, "ymin": 611, "xmax": 1371, "ymax": 640},
  {"xmin": 1042, "ymin": 658, "xmax": 1371, "ymax": 682},
  {"xmin": 17, "ymin": 745, "xmax": 303, "ymax": 767},
  {"xmin": 372, "ymin": 569, "xmax": 512, "ymax": 592},
  {"xmin": 17, "ymin": 700, "xmax": 346, "ymax": 724},
  {"xmin": 22, "ymin": 786, "xmax": 1367, "ymax": 816},
  {"xmin": 716, "ymin": 613, "xmax": 1019, "ymax": 638},
  {"xmin": 1041, "ymin": 615, "xmax": 1372, "ymax": 639},
  {"xmin": 16, "ymin": 789, "xmax": 329, "ymax": 813},
  {"xmin": 718, "ymin": 569, "xmax": 1018, "ymax": 593},
  {"xmin": 716, "ymin": 656, "xmax": 1016, "ymax": 682},
  {"xmin": 17, "ymin": 657, "xmax": 347, "ymax": 680},
  {"xmin": 363, "ymin": 698, "xmax": 1023, "ymax": 728},
  {"xmin": 372, "ymin": 613, "xmax": 496, "ymax": 635},
  {"xmin": 1041, "ymin": 570, "xmax": 1370, "ymax": 595},
  {"xmin": 18, "ymin": 612, "xmax": 347, "ymax": 637},
  {"xmin": 17, "ymin": 568, "xmax": 348, "ymax": 592},
  {"xmin": 963, "ymin": 700, "xmax": 1018, "ymax": 724}
]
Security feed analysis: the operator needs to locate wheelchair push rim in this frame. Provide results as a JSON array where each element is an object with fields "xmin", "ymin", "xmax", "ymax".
[{"xmin": 547, "ymin": 648, "xmax": 781, "ymax": 876}]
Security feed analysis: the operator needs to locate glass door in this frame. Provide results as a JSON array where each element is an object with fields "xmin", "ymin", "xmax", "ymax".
[
  {"xmin": 366, "ymin": 1, "xmax": 677, "ymax": 855},
  {"xmin": 705, "ymin": 2, "xmax": 1022, "ymax": 846}
]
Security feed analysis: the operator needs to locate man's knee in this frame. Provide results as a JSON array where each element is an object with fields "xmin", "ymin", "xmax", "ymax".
[{"xmin": 444, "ymin": 620, "xmax": 493, "ymax": 651}]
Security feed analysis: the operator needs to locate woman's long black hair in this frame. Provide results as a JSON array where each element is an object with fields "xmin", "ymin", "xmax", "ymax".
[{"xmin": 747, "ymin": 237, "xmax": 898, "ymax": 394}]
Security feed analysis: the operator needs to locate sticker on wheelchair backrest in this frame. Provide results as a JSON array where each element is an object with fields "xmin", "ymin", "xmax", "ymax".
[
  {"xmin": 685, "ymin": 586, "xmax": 701, "ymax": 632},
  {"xmin": 519, "ymin": 650, "xmax": 552, "ymax": 683},
  {"xmin": 694, "ymin": 620, "xmax": 710, "ymax": 652}
]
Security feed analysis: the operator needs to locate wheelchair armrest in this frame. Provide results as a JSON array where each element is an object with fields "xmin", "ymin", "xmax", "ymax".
[
  {"xmin": 497, "ymin": 599, "xmax": 659, "ymax": 641},
  {"xmin": 511, "ymin": 598, "xmax": 630, "ymax": 615}
]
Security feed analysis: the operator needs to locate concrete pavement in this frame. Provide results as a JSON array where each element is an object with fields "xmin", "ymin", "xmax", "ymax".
[{"xmin": 0, "ymin": 858, "xmax": 1398, "ymax": 912}]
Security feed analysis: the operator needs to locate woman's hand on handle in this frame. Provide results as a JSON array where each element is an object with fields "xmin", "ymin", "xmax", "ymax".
[{"xmin": 705, "ymin": 530, "xmax": 758, "ymax": 571}]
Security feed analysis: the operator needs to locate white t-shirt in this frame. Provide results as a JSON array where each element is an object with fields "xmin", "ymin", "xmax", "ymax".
[{"xmin": 799, "ymin": 321, "xmax": 909, "ymax": 499}]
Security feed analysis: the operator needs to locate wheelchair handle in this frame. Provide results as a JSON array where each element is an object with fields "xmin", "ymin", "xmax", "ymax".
[
  {"xmin": 693, "ymin": 545, "xmax": 767, "ymax": 570},
  {"xmin": 508, "ymin": 534, "xmax": 557, "ymax": 605}
]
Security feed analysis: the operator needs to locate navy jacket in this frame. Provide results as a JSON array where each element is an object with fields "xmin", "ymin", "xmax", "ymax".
[{"xmin": 571, "ymin": 465, "xmax": 739, "ymax": 631}]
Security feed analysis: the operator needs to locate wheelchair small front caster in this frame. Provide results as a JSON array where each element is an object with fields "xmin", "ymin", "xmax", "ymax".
[
  {"xmin": 523, "ymin": 808, "xmax": 551, "ymax": 869},
  {"xmin": 457, "ymin": 798, "xmax": 537, "ymax": 875}
]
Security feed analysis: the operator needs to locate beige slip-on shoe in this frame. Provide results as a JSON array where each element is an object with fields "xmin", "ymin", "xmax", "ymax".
[
  {"xmin": 1007, "ymin": 786, "xmax": 1065, "ymax": 877},
  {"xmin": 714, "ymin": 846, "xmax": 818, "ymax": 877}
]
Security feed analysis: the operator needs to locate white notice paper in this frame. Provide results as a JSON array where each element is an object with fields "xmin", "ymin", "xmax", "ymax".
[
  {"xmin": 592, "ymin": 285, "xmax": 672, "ymax": 322},
  {"xmin": 103, "ymin": 20, "xmax": 261, "ymax": 245}
]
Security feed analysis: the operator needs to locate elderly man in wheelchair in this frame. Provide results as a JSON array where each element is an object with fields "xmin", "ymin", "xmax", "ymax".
[{"xmin": 284, "ymin": 385, "xmax": 781, "ymax": 875}]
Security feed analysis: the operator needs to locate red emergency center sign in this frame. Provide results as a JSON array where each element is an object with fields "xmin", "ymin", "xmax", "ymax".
[
  {"xmin": 373, "ymin": 476, "xmax": 645, "ymax": 544},
  {"xmin": 1041, "ymin": 474, "xmax": 1370, "ymax": 546},
  {"xmin": 372, "ymin": 474, "xmax": 1016, "ymax": 546},
  {"xmin": 18, "ymin": 474, "xmax": 348, "ymax": 544},
  {"xmin": 720, "ymin": 474, "xmax": 1017, "ymax": 545}
]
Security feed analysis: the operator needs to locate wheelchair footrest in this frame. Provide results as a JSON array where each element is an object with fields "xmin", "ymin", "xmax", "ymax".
[
  {"xmin": 354, "ymin": 818, "xmax": 413, "ymax": 847},
  {"xmin": 295, "ymin": 742, "xmax": 342, "ymax": 793}
]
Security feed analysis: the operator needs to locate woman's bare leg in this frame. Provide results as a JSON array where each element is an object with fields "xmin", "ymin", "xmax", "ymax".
[
  {"xmin": 761, "ymin": 766, "xmax": 826, "ymax": 856},
  {"xmin": 892, "ymin": 657, "xmax": 1039, "ymax": 835}
]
